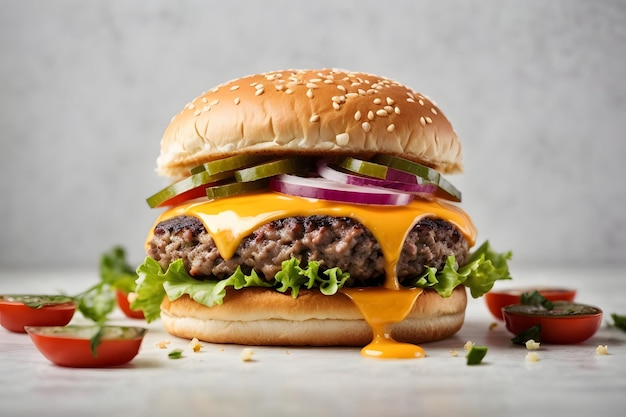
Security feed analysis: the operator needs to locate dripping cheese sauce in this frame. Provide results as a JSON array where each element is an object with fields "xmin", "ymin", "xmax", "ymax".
[{"xmin": 148, "ymin": 192, "xmax": 476, "ymax": 359}]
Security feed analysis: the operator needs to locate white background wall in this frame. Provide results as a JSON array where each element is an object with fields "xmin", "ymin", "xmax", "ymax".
[{"xmin": 1, "ymin": 0, "xmax": 625, "ymax": 270}]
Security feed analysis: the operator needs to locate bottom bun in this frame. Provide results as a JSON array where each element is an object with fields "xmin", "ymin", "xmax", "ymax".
[{"xmin": 160, "ymin": 286, "xmax": 467, "ymax": 346}]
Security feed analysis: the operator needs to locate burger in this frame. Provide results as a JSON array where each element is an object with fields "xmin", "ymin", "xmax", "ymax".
[{"xmin": 131, "ymin": 68, "xmax": 512, "ymax": 351}]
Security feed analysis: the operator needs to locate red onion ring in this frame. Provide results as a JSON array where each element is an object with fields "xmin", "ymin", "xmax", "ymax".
[
  {"xmin": 316, "ymin": 161, "xmax": 437, "ymax": 197},
  {"xmin": 269, "ymin": 174, "xmax": 413, "ymax": 206}
]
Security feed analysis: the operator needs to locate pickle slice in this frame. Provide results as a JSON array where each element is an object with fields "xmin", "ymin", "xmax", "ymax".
[
  {"xmin": 234, "ymin": 157, "xmax": 312, "ymax": 182},
  {"xmin": 373, "ymin": 154, "xmax": 441, "ymax": 183},
  {"xmin": 206, "ymin": 178, "xmax": 270, "ymax": 199},
  {"xmin": 339, "ymin": 157, "xmax": 389, "ymax": 180},
  {"xmin": 190, "ymin": 154, "xmax": 270, "ymax": 175},
  {"xmin": 372, "ymin": 155, "xmax": 461, "ymax": 202},
  {"xmin": 146, "ymin": 170, "xmax": 233, "ymax": 208}
]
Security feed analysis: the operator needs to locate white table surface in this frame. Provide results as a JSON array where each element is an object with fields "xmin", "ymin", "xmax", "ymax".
[{"xmin": 1, "ymin": 267, "xmax": 625, "ymax": 417}]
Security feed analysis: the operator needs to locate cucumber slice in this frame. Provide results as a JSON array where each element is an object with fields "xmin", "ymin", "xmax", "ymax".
[
  {"xmin": 372, "ymin": 155, "xmax": 462, "ymax": 202},
  {"xmin": 234, "ymin": 157, "xmax": 311, "ymax": 182},
  {"xmin": 206, "ymin": 179, "xmax": 270, "ymax": 199},
  {"xmin": 190, "ymin": 154, "xmax": 270, "ymax": 175},
  {"xmin": 146, "ymin": 170, "xmax": 233, "ymax": 208}
]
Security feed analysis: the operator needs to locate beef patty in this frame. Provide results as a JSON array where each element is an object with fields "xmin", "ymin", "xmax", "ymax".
[{"xmin": 147, "ymin": 215, "xmax": 469, "ymax": 287}]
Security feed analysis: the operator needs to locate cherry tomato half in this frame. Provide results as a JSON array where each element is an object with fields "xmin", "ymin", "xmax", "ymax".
[
  {"xmin": 485, "ymin": 287, "xmax": 576, "ymax": 320},
  {"xmin": 0, "ymin": 295, "xmax": 76, "ymax": 333},
  {"xmin": 116, "ymin": 290, "xmax": 145, "ymax": 319},
  {"xmin": 502, "ymin": 302, "xmax": 602, "ymax": 344},
  {"xmin": 26, "ymin": 325, "xmax": 147, "ymax": 367}
]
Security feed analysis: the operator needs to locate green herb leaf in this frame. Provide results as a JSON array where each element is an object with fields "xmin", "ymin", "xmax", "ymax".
[
  {"xmin": 89, "ymin": 325, "xmax": 105, "ymax": 358},
  {"xmin": 72, "ymin": 245, "xmax": 139, "ymax": 324},
  {"xmin": 511, "ymin": 325, "xmax": 542, "ymax": 345},
  {"xmin": 168, "ymin": 349, "xmax": 184, "ymax": 359},
  {"xmin": 100, "ymin": 246, "xmax": 138, "ymax": 294},
  {"xmin": 610, "ymin": 313, "xmax": 626, "ymax": 332},
  {"xmin": 521, "ymin": 290, "xmax": 554, "ymax": 310},
  {"xmin": 466, "ymin": 345, "xmax": 488, "ymax": 365},
  {"xmin": 76, "ymin": 283, "xmax": 116, "ymax": 324}
]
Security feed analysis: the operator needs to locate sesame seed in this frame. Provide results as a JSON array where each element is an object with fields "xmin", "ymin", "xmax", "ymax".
[
  {"xmin": 209, "ymin": 100, "xmax": 219, "ymax": 106},
  {"xmin": 309, "ymin": 114, "xmax": 320, "ymax": 123},
  {"xmin": 202, "ymin": 105, "xmax": 211, "ymax": 112},
  {"xmin": 373, "ymin": 98, "xmax": 382, "ymax": 105},
  {"xmin": 230, "ymin": 85, "xmax": 240, "ymax": 91},
  {"xmin": 351, "ymin": 82, "xmax": 361, "ymax": 87},
  {"xmin": 332, "ymin": 102, "xmax": 341, "ymax": 110},
  {"xmin": 193, "ymin": 110, "xmax": 201, "ymax": 116},
  {"xmin": 346, "ymin": 93, "xmax": 359, "ymax": 99},
  {"xmin": 186, "ymin": 103, "xmax": 195, "ymax": 109},
  {"xmin": 367, "ymin": 89, "xmax": 376, "ymax": 94},
  {"xmin": 418, "ymin": 99, "xmax": 425, "ymax": 105},
  {"xmin": 361, "ymin": 122, "xmax": 371, "ymax": 132},
  {"xmin": 337, "ymin": 85, "xmax": 346, "ymax": 92},
  {"xmin": 336, "ymin": 133, "xmax": 350, "ymax": 146},
  {"xmin": 324, "ymin": 79, "xmax": 334, "ymax": 84},
  {"xmin": 407, "ymin": 92, "xmax": 415, "ymax": 99},
  {"xmin": 306, "ymin": 82, "xmax": 319, "ymax": 89},
  {"xmin": 387, "ymin": 124, "xmax": 395, "ymax": 132},
  {"xmin": 255, "ymin": 88, "xmax": 264, "ymax": 96},
  {"xmin": 407, "ymin": 98, "xmax": 415, "ymax": 103},
  {"xmin": 358, "ymin": 89, "xmax": 367, "ymax": 96},
  {"xmin": 331, "ymin": 96, "xmax": 344, "ymax": 103},
  {"xmin": 250, "ymin": 82, "xmax": 257, "ymax": 87},
  {"xmin": 285, "ymin": 89, "xmax": 293, "ymax": 95},
  {"xmin": 354, "ymin": 111, "xmax": 362, "ymax": 121},
  {"xmin": 386, "ymin": 97, "xmax": 395, "ymax": 105},
  {"xmin": 384, "ymin": 105, "xmax": 394, "ymax": 113},
  {"xmin": 425, "ymin": 116, "xmax": 432, "ymax": 123},
  {"xmin": 306, "ymin": 89, "xmax": 314, "ymax": 99},
  {"xmin": 255, "ymin": 84, "xmax": 264, "ymax": 90},
  {"xmin": 376, "ymin": 109, "xmax": 388, "ymax": 117},
  {"xmin": 368, "ymin": 111, "xmax": 375, "ymax": 120},
  {"xmin": 309, "ymin": 78, "xmax": 322, "ymax": 83},
  {"xmin": 431, "ymin": 108, "xmax": 438, "ymax": 115},
  {"xmin": 234, "ymin": 98, "xmax": 240, "ymax": 105},
  {"xmin": 275, "ymin": 84, "xmax": 284, "ymax": 91},
  {"xmin": 420, "ymin": 116, "xmax": 426, "ymax": 126},
  {"xmin": 201, "ymin": 97, "xmax": 208, "ymax": 103}
]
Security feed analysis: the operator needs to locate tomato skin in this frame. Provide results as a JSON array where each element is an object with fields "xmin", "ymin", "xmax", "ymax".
[
  {"xmin": 0, "ymin": 300, "xmax": 76, "ymax": 333},
  {"xmin": 503, "ymin": 303, "xmax": 602, "ymax": 344},
  {"xmin": 485, "ymin": 287, "xmax": 576, "ymax": 320},
  {"xmin": 26, "ymin": 326, "xmax": 146, "ymax": 368},
  {"xmin": 116, "ymin": 290, "xmax": 145, "ymax": 319}
]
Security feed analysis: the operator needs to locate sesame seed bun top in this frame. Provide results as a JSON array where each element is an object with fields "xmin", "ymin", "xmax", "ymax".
[{"xmin": 157, "ymin": 68, "xmax": 463, "ymax": 179}]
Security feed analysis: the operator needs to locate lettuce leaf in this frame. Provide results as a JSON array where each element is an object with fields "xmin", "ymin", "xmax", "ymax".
[
  {"xmin": 132, "ymin": 241, "xmax": 512, "ymax": 321},
  {"xmin": 132, "ymin": 258, "xmax": 274, "ymax": 322},
  {"xmin": 402, "ymin": 240, "xmax": 512, "ymax": 298},
  {"xmin": 274, "ymin": 257, "xmax": 350, "ymax": 297},
  {"xmin": 131, "ymin": 257, "xmax": 171, "ymax": 322}
]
